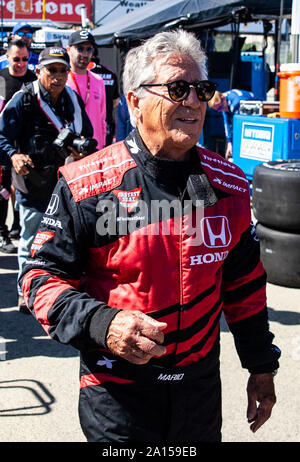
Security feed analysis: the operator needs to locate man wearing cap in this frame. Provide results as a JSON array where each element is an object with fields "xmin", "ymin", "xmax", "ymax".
[
  {"xmin": 0, "ymin": 39, "xmax": 37, "ymax": 254},
  {"xmin": 0, "ymin": 46, "xmax": 94, "ymax": 313},
  {"xmin": 66, "ymin": 30, "xmax": 106, "ymax": 150},
  {"xmin": 0, "ymin": 22, "xmax": 39, "ymax": 71},
  {"xmin": 88, "ymin": 56, "xmax": 120, "ymax": 146}
]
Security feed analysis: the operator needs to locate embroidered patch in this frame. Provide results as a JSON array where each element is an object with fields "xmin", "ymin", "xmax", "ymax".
[
  {"xmin": 113, "ymin": 187, "xmax": 142, "ymax": 212},
  {"xmin": 31, "ymin": 231, "xmax": 56, "ymax": 257}
]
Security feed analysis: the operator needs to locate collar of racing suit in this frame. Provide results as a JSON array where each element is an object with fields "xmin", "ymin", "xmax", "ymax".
[{"xmin": 125, "ymin": 129, "xmax": 203, "ymax": 191}]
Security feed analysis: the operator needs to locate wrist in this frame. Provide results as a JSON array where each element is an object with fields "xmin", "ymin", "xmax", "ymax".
[{"xmin": 248, "ymin": 360, "xmax": 279, "ymax": 375}]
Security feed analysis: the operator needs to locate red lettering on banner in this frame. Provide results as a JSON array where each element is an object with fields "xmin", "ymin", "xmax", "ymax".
[{"xmin": 2, "ymin": 0, "xmax": 91, "ymax": 23}]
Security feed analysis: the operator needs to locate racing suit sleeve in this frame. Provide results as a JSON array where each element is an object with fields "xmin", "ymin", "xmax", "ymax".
[
  {"xmin": 222, "ymin": 222, "xmax": 281, "ymax": 373},
  {"xmin": 19, "ymin": 176, "xmax": 120, "ymax": 351}
]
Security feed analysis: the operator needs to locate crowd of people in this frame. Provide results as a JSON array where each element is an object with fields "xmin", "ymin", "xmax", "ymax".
[
  {"xmin": 0, "ymin": 24, "xmax": 280, "ymax": 443},
  {"xmin": 0, "ymin": 23, "xmax": 126, "ymax": 305}
]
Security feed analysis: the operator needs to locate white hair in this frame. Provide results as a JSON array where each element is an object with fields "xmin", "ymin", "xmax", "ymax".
[{"xmin": 122, "ymin": 29, "xmax": 208, "ymax": 127}]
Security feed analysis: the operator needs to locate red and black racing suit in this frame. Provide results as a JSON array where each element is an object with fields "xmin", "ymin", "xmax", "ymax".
[{"xmin": 20, "ymin": 129, "xmax": 280, "ymax": 442}]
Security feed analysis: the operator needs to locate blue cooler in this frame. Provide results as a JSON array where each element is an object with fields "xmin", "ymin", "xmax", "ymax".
[{"xmin": 232, "ymin": 114, "xmax": 300, "ymax": 180}]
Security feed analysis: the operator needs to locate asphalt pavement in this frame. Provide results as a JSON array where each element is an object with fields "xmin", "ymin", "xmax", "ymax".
[{"xmin": 0, "ymin": 204, "xmax": 299, "ymax": 443}]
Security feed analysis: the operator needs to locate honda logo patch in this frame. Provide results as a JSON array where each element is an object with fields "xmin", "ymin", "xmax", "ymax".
[
  {"xmin": 45, "ymin": 194, "xmax": 59, "ymax": 216},
  {"xmin": 200, "ymin": 216, "xmax": 232, "ymax": 248}
]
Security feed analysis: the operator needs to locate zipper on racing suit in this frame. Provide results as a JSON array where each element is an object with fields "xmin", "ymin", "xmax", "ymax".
[{"xmin": 173, "ymin": 186, "xmax": 185, "ymax": 358}]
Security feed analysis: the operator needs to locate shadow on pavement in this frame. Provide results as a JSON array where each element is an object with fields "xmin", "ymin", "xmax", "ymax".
[
  {"xmin": 0, "ymin": 379, "xmax": 55, "ymax": 417},
  {"xmin": 0, "ymin": 307, "xmax": 78, "ymax": 360},
  {"xmin": 215, "ymin": 306, "xmax": 299, "ymax": 333},
  {"xmin": 0, "ymin": 253, "xmax": 77, "ymax": 360},
  {"xmin": 267, "ymin": 306, "xmax": 300, "ymax": 325}
]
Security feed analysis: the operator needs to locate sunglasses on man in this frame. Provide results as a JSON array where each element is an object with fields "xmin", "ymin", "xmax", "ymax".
[
  {"xmin": 12, "ymin": 56, "xmax": 29, "ymax": 62},
  {"xmin": 140, "ymin": 79, "xmax": 218, "ymax": 103},
  {"xmin": 16, "ymin": 31, "xmax": 33, "ymax": 38}
]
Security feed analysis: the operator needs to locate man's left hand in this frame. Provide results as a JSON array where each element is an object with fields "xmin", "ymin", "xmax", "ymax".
[{"xmin": 246, "ymin": 373, "xmax": 276, "ymax": 433}]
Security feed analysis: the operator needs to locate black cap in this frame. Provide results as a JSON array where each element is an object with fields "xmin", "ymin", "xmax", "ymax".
[
  {"xmin": 38, "ymin": 47, "xmax": 70, "ymax": 68},
  {"xmin": 68, "ymin": 29, "xmax": 95, "ymax": 47}
]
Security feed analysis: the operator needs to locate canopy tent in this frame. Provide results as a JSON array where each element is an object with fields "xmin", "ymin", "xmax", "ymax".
[{"xmin": 92, "ymin": 0, "xmax": 292, "ymax": 46}]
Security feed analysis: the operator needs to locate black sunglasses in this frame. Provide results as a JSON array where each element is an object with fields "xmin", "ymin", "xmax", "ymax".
[
  {"xmin": 13, "ymin": 56, "xmax": 29, "ymax": 62},
  {"xmin": 17, "ymin": 32, "xmax": 33, "ymax": 38},
  {"xmin": 140, "ymin": 79, "xmax": 218, "ymax": 103}
]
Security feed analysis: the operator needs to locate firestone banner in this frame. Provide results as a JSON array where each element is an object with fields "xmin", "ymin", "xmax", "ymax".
[{"xmin": 0, "ymin": 0, "xmax": 92, "ymax": 23}]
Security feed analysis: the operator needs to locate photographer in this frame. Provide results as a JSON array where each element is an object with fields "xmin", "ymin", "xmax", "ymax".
[{"xmin": 0, "ymin": 46, "xmax": 94, "ymax": 312}]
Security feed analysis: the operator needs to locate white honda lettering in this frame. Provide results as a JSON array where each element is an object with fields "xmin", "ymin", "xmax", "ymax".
[
  {"xmin": 190, "ymin": 251, "xmax": 229, "ymax": 266},
  {"xmin": 41, "ymin": 217, "xmax": 62, "ymax": 229},
  {"xmin": 190, "ymin": 255, "xmax": 202, "ymax": 265},
  {"xmin": 202, "ymin": 253, "xmax": 215, "ymax": 263}
]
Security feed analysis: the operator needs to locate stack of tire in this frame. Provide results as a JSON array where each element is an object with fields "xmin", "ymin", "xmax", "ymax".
[{"xmin": 252, "ymin": 159, "xmax": 300, "ymax": 288}]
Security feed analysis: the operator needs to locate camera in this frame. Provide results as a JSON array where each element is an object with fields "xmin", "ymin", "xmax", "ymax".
[{"xmin": 53, "ymin": 128, "xmax": 97, "ymax": 160}]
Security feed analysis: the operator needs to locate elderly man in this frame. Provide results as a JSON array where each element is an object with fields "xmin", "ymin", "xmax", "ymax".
[
  {"xmin": 0, "ymin": 39, "xmax": 37, "ymax": 253},
  {"xmin": 20, "ymin": 30, "xmax": 280, "ymax": 442},
  {"xmin": 0, "ymin": 46, "xmax": 94, "ymax": 312},
  {"xmin": 0, "ymin": 22, "xmax": 39, "ymax": 71},
  {"xmin": 66, "ymin": 30, "xmax": 106, "ymax": 150}
]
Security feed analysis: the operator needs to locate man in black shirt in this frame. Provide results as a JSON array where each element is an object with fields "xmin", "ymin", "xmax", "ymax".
[
  {"xmin": 0, "ymin": 39, "xmax": 37, "ymax": 253},
  {"xmin": 89, "ymin": 58, "xmax": 120, "ymax": 146},
  {"xmin": 0, "ymin": 39, "xmax": 36, "ymax": 104}
]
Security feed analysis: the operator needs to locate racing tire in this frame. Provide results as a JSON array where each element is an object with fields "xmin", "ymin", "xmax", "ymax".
[
  {"xmin": 256, "ymin": 222, "xmax": 300, "ymax": 288},
  {"xmin": 252, "ymin": 160, "xmax": 300, "ymax": 232}
]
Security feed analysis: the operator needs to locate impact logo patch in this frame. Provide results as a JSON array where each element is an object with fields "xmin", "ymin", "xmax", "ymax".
[
  {"xmin": 113, "ymin": 187, "xmax": 142, "ymax": 212},
  {"xmin": 31, "ymin": 231, "xmax": 56, "ymax": 257}
]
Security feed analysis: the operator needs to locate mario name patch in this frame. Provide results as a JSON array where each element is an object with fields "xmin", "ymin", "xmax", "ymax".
[{"xmin": 31, "ymin": 231, "xmax": 56, "ymax": 257}]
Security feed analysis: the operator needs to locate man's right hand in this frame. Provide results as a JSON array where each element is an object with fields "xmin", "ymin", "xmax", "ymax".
[
  {"xmin": 106, "ymin": 310, "xmax": 167, "ymax": 365},
  {"xmin": 11, "ymin": 153, "xmax": 34, "ymax": 175}
]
